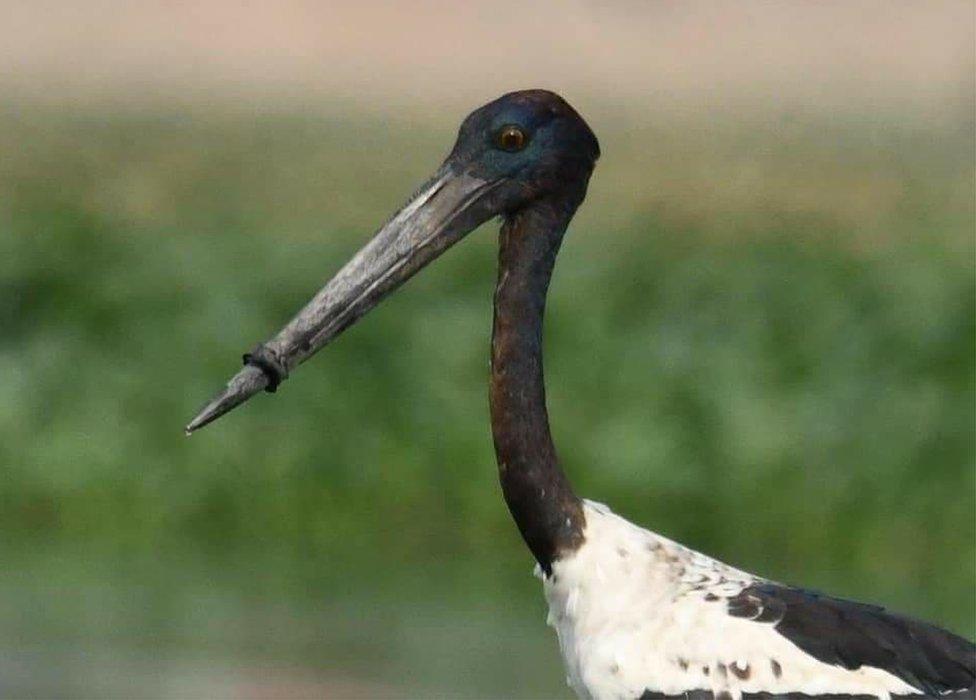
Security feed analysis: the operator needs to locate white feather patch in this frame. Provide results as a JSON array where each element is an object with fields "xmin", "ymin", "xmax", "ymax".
[{"xmin": 540, "ymin": 500, "xmax": 920, "ymax": 700}]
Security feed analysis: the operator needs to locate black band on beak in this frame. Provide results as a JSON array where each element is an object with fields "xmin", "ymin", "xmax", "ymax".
[{"xmin": 243, "ymin": 344, "xmax": 289, "ymax": 393}]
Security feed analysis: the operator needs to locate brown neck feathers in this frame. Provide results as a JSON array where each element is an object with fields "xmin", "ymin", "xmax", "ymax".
[{"xmin": 489, "ymin": 200, "xmax": 584, "ymax": 575}]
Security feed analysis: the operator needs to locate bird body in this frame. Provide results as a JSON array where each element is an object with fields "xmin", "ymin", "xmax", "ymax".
[
  {"xmin": 543, "ymin": 500, "xmax": 970, "ymax": 699},
  {"xmin": 188, "ymin": 89, "xmax": 975, "ymax": 700}
]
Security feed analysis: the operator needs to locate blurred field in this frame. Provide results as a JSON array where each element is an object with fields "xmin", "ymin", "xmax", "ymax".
[{"xmin": 0, "ymin": 91, "xmax": 972, "ymax": 697}]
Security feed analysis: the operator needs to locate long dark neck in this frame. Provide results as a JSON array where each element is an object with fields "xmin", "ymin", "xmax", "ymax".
[{"xmin": 490, "ymin": 199, "xmax": 585, "ymax": 575}]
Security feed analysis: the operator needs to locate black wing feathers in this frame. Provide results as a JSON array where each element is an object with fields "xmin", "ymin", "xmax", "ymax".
[{"xmin": 727, "ymin": 583, "xmax": 975, "ymax": 696}]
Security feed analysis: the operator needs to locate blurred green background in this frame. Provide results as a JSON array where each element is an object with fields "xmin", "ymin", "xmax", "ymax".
[{"xmin": 0, "ymin": 2, "xmax": 974, "ymax": 698}]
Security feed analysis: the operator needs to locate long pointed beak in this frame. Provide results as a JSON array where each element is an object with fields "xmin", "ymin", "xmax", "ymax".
[{"xmin": 185, "ymin": 165, "xmax": 503, "ymax": 434}]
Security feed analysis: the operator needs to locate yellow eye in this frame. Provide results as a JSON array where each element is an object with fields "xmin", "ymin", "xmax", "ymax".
[{"xmin": 497, "ymin": 125, "xmax": 527, "ymax": 151}]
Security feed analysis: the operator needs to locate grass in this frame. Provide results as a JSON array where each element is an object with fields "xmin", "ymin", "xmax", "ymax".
[{"xmin": 0, "ymin": 101, "xmax": 972, "ymax": 698}]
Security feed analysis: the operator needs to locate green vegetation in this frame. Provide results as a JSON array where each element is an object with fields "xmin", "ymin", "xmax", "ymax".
[{"xmin": 0, "ymin": 103, "xmax": 972, "ymax": 697}]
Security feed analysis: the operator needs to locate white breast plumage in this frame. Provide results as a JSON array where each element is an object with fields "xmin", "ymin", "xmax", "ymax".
[{"xmin": 539, "ymin": 501, "xmax": 920, "ymax": 700}]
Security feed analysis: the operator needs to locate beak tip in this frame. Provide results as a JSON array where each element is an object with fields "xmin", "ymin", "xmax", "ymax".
[{"xmin": 185, "ymin": 364, "xmax": 270, "ymax": 435}]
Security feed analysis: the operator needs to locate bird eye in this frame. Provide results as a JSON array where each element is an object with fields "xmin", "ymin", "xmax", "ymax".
[{"xmin": 497, "ymin": 125, "xmax": 527, "ymax": 152}]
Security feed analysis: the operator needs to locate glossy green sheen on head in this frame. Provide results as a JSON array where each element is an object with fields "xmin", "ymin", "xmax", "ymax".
[{"xmin": 446, "ymin": 90, "xmax": 600, "ymax": 208}]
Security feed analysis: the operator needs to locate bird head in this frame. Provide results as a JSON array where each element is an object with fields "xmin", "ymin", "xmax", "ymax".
[
  {"xmin": 186, "ymin": 89, "xmax": 599, "ymax": 433},
  {"xmin": 448, "ymin": 89, "xmax": 600, "ymax": 210}
]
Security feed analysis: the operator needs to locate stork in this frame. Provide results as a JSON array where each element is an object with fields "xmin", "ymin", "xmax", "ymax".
[{"xmin": 186, "ymin": 90, "xmax": 975, "ymax": 699}]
